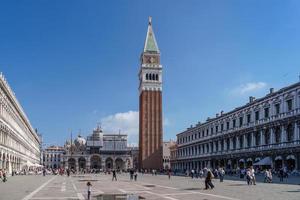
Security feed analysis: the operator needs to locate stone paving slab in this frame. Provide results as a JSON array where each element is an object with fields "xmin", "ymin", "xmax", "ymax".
[{"xmin": 1, "ymin": 174, "xmax": 300, "ymax": 200}]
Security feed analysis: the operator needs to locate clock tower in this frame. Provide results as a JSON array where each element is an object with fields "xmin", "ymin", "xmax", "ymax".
[{"xmin": 138, "ymin": 17, "xmax": 163, "ymax": 170}]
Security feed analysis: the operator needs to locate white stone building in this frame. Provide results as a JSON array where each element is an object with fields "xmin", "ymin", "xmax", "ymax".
[
  {"xmin": 62, "ymin": 126, "xmax": 133, "ymax": 171},
  {"xmin": 43, "ymin": 146, "xmax": 65, "ymax": 169},
  {"xmin": 172, "ymin": 81, "xmax": 300, "ymax": 172},
  {"xmin": 0, "ymin": 73, "xmax": 41, "ymax": 174},
  {"xmin": 163, "ymin": 141, "xmax": 175, "ymax": 169}
]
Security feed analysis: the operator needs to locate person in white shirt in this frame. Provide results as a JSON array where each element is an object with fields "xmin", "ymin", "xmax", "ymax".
[
  {"xmin": 250, "ymin": 166, "xmax": 256, "ymax": 185},
  {"xmin": 87, "ymin": 182, "xmax": 92, "ymax": 200}
]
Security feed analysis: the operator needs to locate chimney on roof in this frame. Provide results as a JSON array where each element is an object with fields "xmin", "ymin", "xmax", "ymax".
[
  {"xmin": 221, "ymin": 110, "xmax": 224, "ymax": 116},
  {"xmin": 207, "ymin": 117, "xmax": 210, "ymax": 121},
  {"xmin": 269, "ymin": 88, "xmax": 274, "ymax": 94},
  {"xmin": 216, "ymin": 113, "xmax": 219, "ymax": 118},
  {"xmin": 249, "ymin": 96, "xmax": 255, "ymax": 103}
]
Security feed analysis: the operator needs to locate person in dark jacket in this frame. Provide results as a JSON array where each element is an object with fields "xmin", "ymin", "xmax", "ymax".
[
  {"xmin": 112, "ymin": 169, "xmax": 117, "ymax": 181},
  {"xmin": 205, "ymin": 170, "xmax": 214, "ymax": 189}
]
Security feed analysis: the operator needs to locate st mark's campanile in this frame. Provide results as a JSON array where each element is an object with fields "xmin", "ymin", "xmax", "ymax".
[{"xmin": 139, "ymin": 17, "xmax": 163, "ymax": 170}]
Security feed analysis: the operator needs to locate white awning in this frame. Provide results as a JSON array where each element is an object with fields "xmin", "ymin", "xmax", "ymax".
[
  {"xmin": 255, "ymin": 157, "xmax": 261, "ymax": 162},
  {"xmin": 253, "ymin": 157, "xmax": 272, "ymax": 166},
  {"xmin": 286, "ymin": 155, "xmax": 296, "ymax": 160},
  {"xmin": 239, "ymin": 159, "xmax": 245, "ymax": 163},
  {"xmin": 275, "ymin": 156, "xmax": 283, "ymax": 161},
  {"xmin": 247, "ymin": 158, "xmax": 253, "ymax": 162}
]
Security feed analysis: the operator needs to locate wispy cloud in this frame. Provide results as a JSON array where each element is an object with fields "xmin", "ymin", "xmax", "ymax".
[
  {"xmin": 101, "ymin": 111, "xmax": 139, "ymax": 144},
  {"xmin": 100, "ymin": 110, "xmax": 169, "ymax": 145},
  {"xmin": 231, "ymin": 82, "xmax": 267, "ymax": 95}
]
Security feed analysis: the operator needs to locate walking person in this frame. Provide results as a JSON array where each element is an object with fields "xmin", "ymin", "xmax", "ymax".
[
  {"xmin": 219, "ymin": 168, "xmax": 225, "ymax": 182},
  {"xmin": 134, "ymin": 171, "xmax": 137, "ymax": 181},
  {"xmin": 2, "ymin": 169, "xmax": 7, "ymax": 182},
  {"xmin": 0, "ymin": 169, "xmax": 3, "ymax": 181},
  {"xmin": 246, "ymin": 168, "xmax": 252, "ymax": 185},
  {"xmin": 130, "ymin": 169, "xmax": 134, "ymax": 180},
  {"xmin": 112, "ymin": 169, "xmax": 117, "ymax": 181},
  {"xmin": 168, "ymin": 170, "xmax": 171, "ymax": 180},
  {"xmin": 204, "ymin": 170, "xmax": 214, "ymax": 189},
  {"xmin": 264, "ymin": 169, "xmax": 269, "ymax": 183},
  {"xmin": 268, "ymin": 169, "xmax": 273, "ymax": 183},
  {"xmin": 87, "ymin": 181, "xmax": 92, "ymax": 200},
  {"xmin": 279, "ymin": 167, "xmax": 284, "ymax": 182},
  {"xmin": 250, "ymin": 166, "xmax": 256, "ymax": 185}
]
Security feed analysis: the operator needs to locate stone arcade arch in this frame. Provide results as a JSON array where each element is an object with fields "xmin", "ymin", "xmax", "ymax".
[
  {"xmin": 286, "ymin": 155, "xmax": 296, "ymax": 171},
  {"xmin": 68, "ymin": 158, "xmax": 76, "ymax": 170},
  {"xmin": 78, "ymin": 157, "xmax": 86, "ymax": 170},
  {"xmin": 275, "ymin": 156, "xmax": 283, "ymax": 169},
  {"xmin": 115, "ymin": 158, "xmax": 125, "ymax": 170},
  {"xmin": 90, "ymin": 155, "xmax": 101, "ymax": 170},
  {"xmin": 105, "ymin": 157, "xmax": 113, "ymax": 170}
]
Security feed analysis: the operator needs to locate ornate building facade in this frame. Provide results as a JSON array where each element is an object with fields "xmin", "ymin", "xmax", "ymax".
[
  {"xmin": 62, "ymin": 126, "xmax": 133, "ymax": 171},
  {"xmin": 0, "ymin": 73, "xmax": 41, "ymax": 174},
  {"xmin": 139, "ymin": 17, "xmax": 163, "ymax": 170},
  {"xmin": 172, "ymin": 82, "xmax": 300, "ymax": 172},
  {"xmin": 163, "ymin": 141, "xmax": 175, "ymax": 170},
  {"xmin": 43, "ymin": 146, "xmax": 65, "ymax": 169}
]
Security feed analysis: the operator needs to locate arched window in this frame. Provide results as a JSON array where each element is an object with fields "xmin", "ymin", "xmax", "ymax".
[
  {"xmin": 156, "ymin": 74, "xmax": 159, "ymax": 81},
  {"xmin": 275, "ymin": 127, "xmax": 281, "ymax": 143},
  {"xmin": 264, "ymin": 129, "xmax": 270, "ymax": 145},
  {"xmin": 287, "ymin": 124, "xmax": 294, "ymax": 142},
  {"xmin": 255, "ymin": 132, "xmax": 260, "ymax": 146},
  {"xmin": 152, "ymin": 74, "xmax": 155, "ymax": 80},
  {"xmin": 146, "ymin": 74, "xmax": 148, "ymax": 80},
  {"xmin": 239, "ymin": 136, "xmax": 243, "ymax": 148}
]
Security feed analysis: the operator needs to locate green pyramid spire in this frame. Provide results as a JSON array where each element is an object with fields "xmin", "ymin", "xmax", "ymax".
[{"xmin": 143, "ymin": 17, "xmax": 160, "ymax": 53}]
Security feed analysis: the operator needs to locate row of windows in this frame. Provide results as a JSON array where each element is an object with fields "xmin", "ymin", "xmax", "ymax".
[
  {"xmin": 177, "ymin": 124, "xmax": 296, "ymax": 157},
  {"xmin": 43, "ymin": 159, "xmax": 61, "ymax": 162},
  {"xmin": 145, "ymin": 73, "xmax": 159, "ymax": 81},
  {"xmin": 178, "ymin": 98, "xmax": 297, "ymax": 144},
  {"xmin": 45, "ymin": 154, "xmax": 61, "ymax": 158}
]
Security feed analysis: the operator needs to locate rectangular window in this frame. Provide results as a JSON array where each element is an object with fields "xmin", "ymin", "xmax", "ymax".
[
  {"xmin": 264, "ymin": 107, "xmax": 269, "ymax": 118},
  {"xmin": 226, "ymin": 122, "xmax": 230, "ymax": 130},
  {"xmin": 221, "ymin": 124, "xmax": 224, "ymax": 131},
  {"xmin": 202, "ymin": 130, "xmax": 205, "ymax": 137},
  {"xmin": 255, "ymin": 111, "xmax": 260, "ymax": 121},
  {"xmin": 233, "ymin": 119, "xmax": 236, "ymax": 128},
  {"xmin": 287, "ymin": 99, "xmax": 293, "ymax": 111},
  {"xmin": 206, "ymin": 129, "xmax": 209, "ymax": 136},
  {"xmin": 211, "ymin": 127, "xmax": 214, "ymax": 135},
  {"xmin": 216, "ymin": 126, "xmax": 219, "ymax": 133},
  {"xmin": 239, "ymin": 117, "xmax": 243, "ymax": 127},
  {"xmin": 247, "ymin": 114, "xmax": 251, "ymax": 123},
  {"xmin": 275, "ymin": 104, "xmax": 280, "ymax": 114}
]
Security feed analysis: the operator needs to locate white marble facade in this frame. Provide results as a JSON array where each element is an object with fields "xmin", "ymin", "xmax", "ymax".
[
  {"xmin": 173, "ymin": 82, "xmax": 300, "ymax": 172},
  {"xmin": 62, "ymin": 126, "xmax": 133, "ymax": 171},
  {"xmin": 0, "ymin": 73, "xmax": 41, "ymax": 174}
]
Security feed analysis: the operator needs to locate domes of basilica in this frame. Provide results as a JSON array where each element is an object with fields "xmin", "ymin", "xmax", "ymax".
[{"xmin": 74, "ymin": 135, "xmax": 86, "ymax": 148}]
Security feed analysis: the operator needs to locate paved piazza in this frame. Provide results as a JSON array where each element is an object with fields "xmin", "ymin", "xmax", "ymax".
[{"xmin": 1, "ymin": 174, "xmax": 300, "ymax": 200}]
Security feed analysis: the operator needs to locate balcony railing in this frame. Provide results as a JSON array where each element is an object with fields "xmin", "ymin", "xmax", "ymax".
[
  {"xmin": 177, "ymin": 140, "xmax": 300, "ymax": 160},
  {"xmin": 178, "ymin": 108, "xmax": 300, "ymax": 147}
]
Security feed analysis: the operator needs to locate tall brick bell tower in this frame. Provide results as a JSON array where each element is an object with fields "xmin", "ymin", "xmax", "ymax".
[{"xmin": 138, "ymin": 17, "xmax": 163, "ymax": 170}]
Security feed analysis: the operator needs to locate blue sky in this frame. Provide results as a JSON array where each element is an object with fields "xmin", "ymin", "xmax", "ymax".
[{"xmin": 0, "ymin": 0, "xmax": 299, "ymax": 146}]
